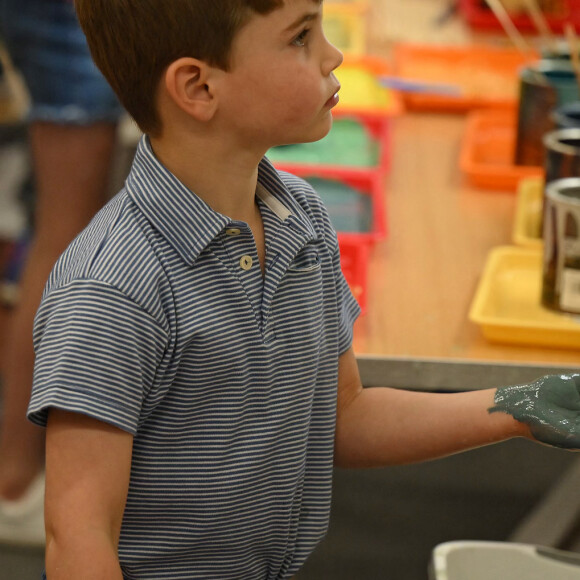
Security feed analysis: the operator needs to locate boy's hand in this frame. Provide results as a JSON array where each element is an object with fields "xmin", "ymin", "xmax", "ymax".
[{"xmin": 489, "ymin": 374, "xmax": 580, "ymax": 449}]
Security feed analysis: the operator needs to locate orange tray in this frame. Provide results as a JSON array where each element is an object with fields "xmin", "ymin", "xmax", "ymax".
[
  {"xmin": 460, "ymin": 109, "xmax": 544, "ymax": 191},
  {"xmin": 391, "ymin": 44, "xmax": 538, "ymax": 112}
]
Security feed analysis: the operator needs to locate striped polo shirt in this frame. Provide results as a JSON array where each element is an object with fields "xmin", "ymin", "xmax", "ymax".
[{"xmin": 29, "ymin": 136, "xmax": 360, "ymax": 579}]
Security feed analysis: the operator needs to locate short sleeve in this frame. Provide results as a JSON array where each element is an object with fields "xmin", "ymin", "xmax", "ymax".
[{"xmin": 28, "ymin": 279, "xmax": 169, "ymax": 434}]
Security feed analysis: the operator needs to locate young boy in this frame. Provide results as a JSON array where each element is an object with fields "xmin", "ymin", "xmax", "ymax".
[{"xmin": 28, "ymin": 0, "xmax": 580, "ymax": 578}]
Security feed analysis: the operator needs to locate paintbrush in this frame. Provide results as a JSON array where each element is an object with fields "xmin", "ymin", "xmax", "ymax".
[
  {"xmin": 485, "ymin": 0, "xmax": 548, "ymax": 85},
  {"xmin": 522, "ymin": 0, "xmax": 558, "ymax": 54},
  {"xmin": 484, "ymin": 0, "xmax": 531, "ymax": 54}
]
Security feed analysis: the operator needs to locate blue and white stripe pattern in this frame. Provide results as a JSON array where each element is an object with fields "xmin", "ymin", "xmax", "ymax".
[{"xmin": 29, "ymin": 136, "xmax": 360, "ymax": 579}]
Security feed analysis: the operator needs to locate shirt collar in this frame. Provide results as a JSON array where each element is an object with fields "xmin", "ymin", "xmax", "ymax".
[{"xmin": 125, "ymin": 136, "xmax": 317, "ymax": 266}]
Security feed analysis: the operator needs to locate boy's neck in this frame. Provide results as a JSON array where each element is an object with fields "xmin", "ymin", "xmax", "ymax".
[{"xmin": 149, "ymin": 131, "xmax": 264, "ymax": 223}]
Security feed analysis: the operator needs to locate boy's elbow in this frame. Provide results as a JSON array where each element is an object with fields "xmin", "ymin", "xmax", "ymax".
[
  {"xmin": 333, "ymin": 449, "xmax": 354, "ymax": 468},
  {"xmin": 333, "ymin": 426, "xmax": 364, "ymax": 468}
]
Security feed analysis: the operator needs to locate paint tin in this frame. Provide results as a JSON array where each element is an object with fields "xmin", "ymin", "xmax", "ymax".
[
  {"xmin": 515, "ymin": 61, "xmax": 579, "ymax": 167},
  {"xmin": 542, "ymin": 177, "xmax": 580, "ymax": 313},
  {"xmin": 543, "ymin": 128, "xmax": 580, "ymax": 184},
  {"xmin": 542, "ymin": 41, "xmax": 580, "ymax": 62},
  {"xmin": 551, "ymin": 102, "xmax": 580, "ymax": 129},
  {"xmin": 537, "ymin": 128, "xmax": 580, "ymax": 237}
]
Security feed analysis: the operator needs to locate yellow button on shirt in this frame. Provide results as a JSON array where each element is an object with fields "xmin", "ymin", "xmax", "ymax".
[{"xmin": 240, "ymin": 255, "xmax": 253, "ymax": 270}]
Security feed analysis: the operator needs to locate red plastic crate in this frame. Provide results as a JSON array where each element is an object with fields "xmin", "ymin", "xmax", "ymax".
[
  {"xmin": 268, "ymin": 109, "xmax": 390, "ymax": 314},
  {"xmin": 268, "ymin": 170, "xmax": 384, "ymax": 314},
  {"xmin": 303, "ymin": 173, "xmax": 384, "ymax": 314},
  {"xmin": 338, "ymin": 235, "xmax": 370, "ymax": 314},
  {"xmin": 302, "ymin": 171, "xmax": 386, "ymax": 243},
  {"xmin": 459, "ymin": 0, "xmax": 580, "ymax": 33}
]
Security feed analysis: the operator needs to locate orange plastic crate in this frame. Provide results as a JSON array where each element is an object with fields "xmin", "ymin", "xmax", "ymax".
[
  {"xmin": 460, "ymin": 108, "xmax": 544, "ymax": 191},
  {"xmin": 391, "ymin": 44, "xmax": 538, "ymax": 112}
]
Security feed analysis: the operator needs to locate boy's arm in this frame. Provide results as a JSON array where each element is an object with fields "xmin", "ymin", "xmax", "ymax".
[
  {"xmin": 334, "ymin": 347, "xmax": 565, "ymax": 467},
  {"xmin": 44, "ymin": 409, "xmax": 133, "ymax": 579}
]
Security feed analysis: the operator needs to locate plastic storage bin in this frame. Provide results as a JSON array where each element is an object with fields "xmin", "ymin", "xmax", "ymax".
[
  {"xmin": 429, "ymin": 541, "xmax": 580, "ymax": 580},
  {"xmin": 268, "ymin": 110, "xmax": 390, "ymax": 313},
  {"xmin": 460, "ymin": 109, "xmax": 544, "ymax": 191},
  {"xmin": 303, "ymin": 174, "xmax": 385, "ymax": 243},
  {"xmin": 391, "ymin": 44, "xmax": 537, "ymax": 112},
  {"xmin": 282, "ymin": 171, "xmax": 384, "ymax": 314}
]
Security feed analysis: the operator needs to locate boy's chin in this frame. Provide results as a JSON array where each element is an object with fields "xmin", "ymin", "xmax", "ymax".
[{"xmin": 285, "ymin": 117, "xmax": 333, "ymax": 146}]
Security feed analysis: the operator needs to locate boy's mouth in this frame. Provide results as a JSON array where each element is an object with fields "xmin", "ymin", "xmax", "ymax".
[{"xmin": 324, "ymin": 87, "xmax": 340, "ymax": 109}]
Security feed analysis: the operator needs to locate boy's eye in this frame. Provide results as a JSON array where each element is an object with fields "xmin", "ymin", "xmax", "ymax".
[{"xmin": 292, "ymin": 28, "xmax": 310, "ymax": 47}]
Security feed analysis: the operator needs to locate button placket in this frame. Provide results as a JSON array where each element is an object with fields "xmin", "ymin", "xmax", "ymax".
[
  {"xmin": 221, "ymin": 223, "xmax": 263, "ymax": 319},
  {"xmin": 222, "ymin": 220, "xmax": 279, "ymax": 341},
  {"xmin": 224, "ymin": 224, "xmax": 258, "ymax": 274}
]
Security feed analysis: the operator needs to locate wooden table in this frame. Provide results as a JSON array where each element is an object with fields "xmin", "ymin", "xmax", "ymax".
[
  {"xmin": 347, "ymin": 0, "xmax": 579, "ymax": 390},
  {"xmin": 353, "ymin": 111, "xmax": 578, "ymax": 360},
  {"xmin": 352, "ymin": 110, "xmax": 579, "ymax": 390}
]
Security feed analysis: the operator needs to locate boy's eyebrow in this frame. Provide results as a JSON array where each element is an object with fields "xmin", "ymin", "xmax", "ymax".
[{"xmin": 283, "ymin": 11, "xmax": 319, "ymax": 32}]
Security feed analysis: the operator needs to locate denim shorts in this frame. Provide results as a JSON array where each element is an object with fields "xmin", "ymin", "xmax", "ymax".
[{"xmin": 0, "ymin": 0, "xmax": 123, "ymax": 124}]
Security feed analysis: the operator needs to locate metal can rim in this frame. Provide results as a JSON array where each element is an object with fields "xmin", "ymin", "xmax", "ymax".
[
  {"xmin": 545, "ymin": 177, "xmax": 580, "ymax": 206},
  {"xmin": 543, "ymin": 128, "xmax": 580, "ymax": 154}
]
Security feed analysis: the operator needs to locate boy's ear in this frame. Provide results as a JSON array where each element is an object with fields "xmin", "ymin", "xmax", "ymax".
[{"xmin": 163, "ymin": 57, "xmax": 218, "ymax": 122}]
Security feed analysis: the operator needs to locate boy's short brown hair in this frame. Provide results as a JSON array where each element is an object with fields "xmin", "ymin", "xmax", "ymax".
[{"xmin": 75, "ymin": 0, "xmax": 284, "ymax": 135}]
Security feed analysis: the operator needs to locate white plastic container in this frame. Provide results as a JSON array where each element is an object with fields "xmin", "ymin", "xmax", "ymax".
[{"xmin": 429, "ymin": 541, "xmax": 580, "ymax": 580}]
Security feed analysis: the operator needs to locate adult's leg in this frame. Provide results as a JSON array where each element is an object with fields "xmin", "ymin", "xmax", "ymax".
[
  {"xmin": 0, "ymin": 0, "xmax": 122, "ymax": 544},
  {"xmin": 0, "ymin": 121, "xmax": 117, "ymax": 499}
]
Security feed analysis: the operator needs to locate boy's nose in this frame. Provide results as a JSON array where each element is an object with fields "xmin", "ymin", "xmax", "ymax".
[{"xmin": 323, "ymin": 40, "xmax": 343, "ymax": 76}]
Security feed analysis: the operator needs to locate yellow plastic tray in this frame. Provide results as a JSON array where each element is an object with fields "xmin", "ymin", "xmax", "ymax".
[
  {"xmin": 512, "ymin": 177, "xmax": 543, "ymax": 249},
  {"xmin": 469, "ymin": 246, "xmax": 580, "ymax": 349},
  {"xmin": 323, "ymin": 1, "xmax": 368, "ymax": 55}
]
